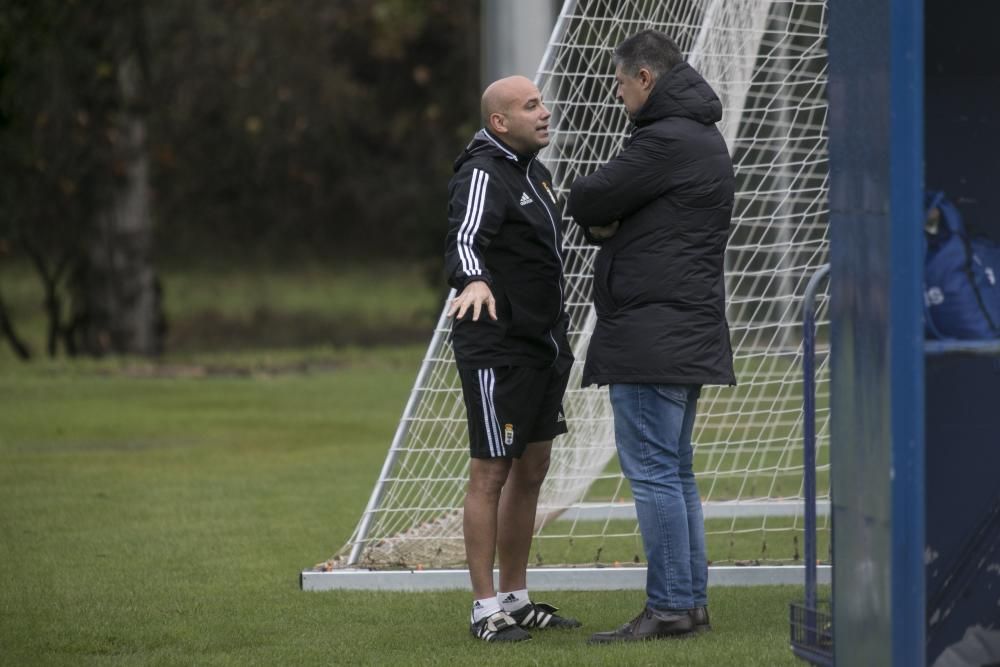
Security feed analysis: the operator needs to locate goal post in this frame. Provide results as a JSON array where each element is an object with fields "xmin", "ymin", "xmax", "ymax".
[{"xmin": 309, "ymin": 0, "xmax": 832, "ymax": 589}]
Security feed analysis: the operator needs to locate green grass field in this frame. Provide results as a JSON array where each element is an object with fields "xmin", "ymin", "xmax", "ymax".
[{"xmin": 0, "ymin": 264, "xmax": 822, "ymax": 665}]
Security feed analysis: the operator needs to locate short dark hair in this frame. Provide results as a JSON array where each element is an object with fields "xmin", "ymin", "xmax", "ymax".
[{"xmin": 613, "ymin": 29, "xmax": 684, "ymax": 79}]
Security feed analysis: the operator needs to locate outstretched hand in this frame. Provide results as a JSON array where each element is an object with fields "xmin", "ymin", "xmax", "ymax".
[{"xmin": 448, "ymin": 281, "xmax": 497, "ymax": 322}]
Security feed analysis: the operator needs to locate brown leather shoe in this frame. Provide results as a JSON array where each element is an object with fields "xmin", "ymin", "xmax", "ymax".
[
  {"xmin": 588, "ymin": 606, "xmax": 695, "ymax": 643},
  {"xmin": 689, "ymin": 606, "xmax": 711, "ymax": 632}
]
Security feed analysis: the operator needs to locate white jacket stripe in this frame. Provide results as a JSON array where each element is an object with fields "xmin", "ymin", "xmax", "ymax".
[
  {"xmin": 456, "ymin": 168, "xmax": 481, "ymax": 275},
  {"xmin": 457, "ymin": 169, "xmax": 488, "ymax": 277}
]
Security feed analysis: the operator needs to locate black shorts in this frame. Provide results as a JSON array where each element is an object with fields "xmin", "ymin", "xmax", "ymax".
[{"xmin": 458, "ymin": 359, "xmax": 571, "ymax": 459}]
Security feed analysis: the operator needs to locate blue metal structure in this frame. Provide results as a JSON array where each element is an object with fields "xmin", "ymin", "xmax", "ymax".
[
  {"xmin": 789, "ymin": 264, "xmax": 833, "ymax": 666},
  {"xmin": 827, "ymin": 0, "xmax": 926, "ymax": 664},
  {"xmin": 922, "ymin": 5, "xmax": 1000, "ymax": 663},
  {"xmin": 802, "ymin": 265, "xmax": 830, "ymax": 621},
  {"xmin": 924, "ymin": 343, "xmax": 1000, "ymax": 664}
]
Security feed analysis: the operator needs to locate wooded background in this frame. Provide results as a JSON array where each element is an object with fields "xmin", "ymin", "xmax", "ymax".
[{"xmin": 0, "ymin": 1, "xmax": 481, "ymax": 357}]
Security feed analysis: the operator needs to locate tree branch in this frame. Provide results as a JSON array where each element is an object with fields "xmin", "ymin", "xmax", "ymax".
[
  {"xmin": 19, "ymin": 237, "xmax": 63, "ymax": 357},
  {"xmin": 0, "ymin": 287, "xmax": 32, "ymax": 360}
]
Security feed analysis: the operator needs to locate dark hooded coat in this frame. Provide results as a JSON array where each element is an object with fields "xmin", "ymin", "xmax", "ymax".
[{"xmin": 568, "ymin": 62, "xmax": 736, "ymax": 387}]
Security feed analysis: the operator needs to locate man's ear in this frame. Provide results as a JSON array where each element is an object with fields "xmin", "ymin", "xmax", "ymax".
[
  {"xmin": 489, "ymin": 112, "xmax": 508, "ymax": 135},
  {"xmin": 638, "ymin": 68, "xmax": 655, "ymax": 91}
]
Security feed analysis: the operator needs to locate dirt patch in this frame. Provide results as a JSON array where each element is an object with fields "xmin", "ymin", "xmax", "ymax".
[{"xmin": 114, "ymin": 358, "xmax": 352, "ymax": 378}]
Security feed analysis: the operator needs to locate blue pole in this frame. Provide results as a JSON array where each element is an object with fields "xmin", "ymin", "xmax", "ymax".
[
  {"xmin": 888, "ymin": 0, "xmax": 926, "ymax": 663},
  {"xmin": 802, "ymin": 263, "xmax": 830, "ymax": 644}
]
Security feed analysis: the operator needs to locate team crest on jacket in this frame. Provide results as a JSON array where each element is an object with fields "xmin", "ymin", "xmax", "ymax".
[
  {"xmin": 541, "ymin": 181, "xmax": 557, "ymax": 204},
  {"xmin": 504, "ymin": 423, "xmax": 514, "ymax": 446}
]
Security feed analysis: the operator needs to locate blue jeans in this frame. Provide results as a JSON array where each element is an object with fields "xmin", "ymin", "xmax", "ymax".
[{"xmin": 610, "ymin": 383, "xmax": 707, "ymax": 612}]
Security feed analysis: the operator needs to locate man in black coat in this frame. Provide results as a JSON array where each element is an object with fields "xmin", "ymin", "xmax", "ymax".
[
  {"xmin": 568, "ymin": 30, "xmax": 736, "ymax": 643},
  {"xmin": 445, "ymin": 75, "xmax": 580, "ymax": 642}
]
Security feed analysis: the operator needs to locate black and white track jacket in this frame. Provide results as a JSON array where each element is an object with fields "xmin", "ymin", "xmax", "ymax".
[{"xmin": 445, "ymin": 128, "xmax": 571, "ymax": 370}]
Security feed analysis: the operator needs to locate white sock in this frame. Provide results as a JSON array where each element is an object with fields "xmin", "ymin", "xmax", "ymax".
[
  {"xmin": 498, "ymin": 588, "xmax": 530, "ymax": 613},
  {"xmin": 472, "ymin": 596, "xmax": 501, "ymax": 623}
]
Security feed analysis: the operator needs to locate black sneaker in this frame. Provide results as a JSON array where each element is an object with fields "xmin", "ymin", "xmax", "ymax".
[
  {"xmin": 689, "ymin": 606, "xmax": 711, "ymax": 632},
  {"xmin": 588, "ymin": 606, "xmax": 694, "ymax": 644},
  {"xmin": 470, "ymin": 611, "xmax": 532, "ymax": 642},
  {"xmin": 508, "ymin": 602, "xmax": 582, "ymax": 629}
]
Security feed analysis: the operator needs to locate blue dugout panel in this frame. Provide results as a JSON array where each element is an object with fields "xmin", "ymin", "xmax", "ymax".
[
  {"xmin": 923, "ymin": 2, "xmax": 1000, "ymax": 665},
  {"xmin": 829, "ymin": 1, "xmax": 1000, "ymax": 665},
  {"xmin": 924, "ymin": 347, "xmax": 1000, "ymax": 665}
]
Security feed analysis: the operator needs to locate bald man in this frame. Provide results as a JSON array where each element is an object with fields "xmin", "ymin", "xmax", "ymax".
[{"xmin": 445, "ymin": 76, "xmax": 579, "ymax": 642}]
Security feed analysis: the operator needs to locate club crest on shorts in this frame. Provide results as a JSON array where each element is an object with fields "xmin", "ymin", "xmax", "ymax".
[{"xmin": 504, "ymin": 423, "xmax": 514, "ymax": 446}]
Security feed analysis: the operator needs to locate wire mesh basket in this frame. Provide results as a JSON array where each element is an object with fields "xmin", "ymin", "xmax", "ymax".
[{"xmin": 789, "ymin": 600, "xmax": 833, "ymax": 665}]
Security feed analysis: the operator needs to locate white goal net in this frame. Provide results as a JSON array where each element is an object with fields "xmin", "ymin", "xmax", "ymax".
[{"xmin": 321, "ymin": 0, "xmax": 831, "ymax": 574}]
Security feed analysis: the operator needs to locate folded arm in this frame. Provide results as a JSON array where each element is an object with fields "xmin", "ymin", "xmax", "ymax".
[{"xmin": 568, "ymin": 133, "xmax": 672, "ymax": 228}]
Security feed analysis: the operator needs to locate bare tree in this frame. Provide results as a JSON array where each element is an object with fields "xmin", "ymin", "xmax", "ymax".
[
  {"xmin": 0, "ymin": 0, "xmax": 164, "ymax": 358},
  {"xmin": 77, "ymin": 13, "xmax": 164, "ymax": 356}
]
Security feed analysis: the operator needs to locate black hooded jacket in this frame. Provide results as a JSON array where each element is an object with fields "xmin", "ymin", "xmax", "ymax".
[
  {"xmin": 568, "ymin": 62, "xmax": 736, "ymax": 387},
  {"xmin": 445, "ymin": 129, "xmax": 571, "ymax": 370}
]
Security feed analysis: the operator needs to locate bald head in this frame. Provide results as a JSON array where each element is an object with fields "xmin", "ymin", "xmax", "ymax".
[
  {"xmin": 481, "ymin": 75, "xmax": 536, "ymax": 124},
  {"xmin": 479, "ymin": 76, "xmax": 551, "ymax": 155}
]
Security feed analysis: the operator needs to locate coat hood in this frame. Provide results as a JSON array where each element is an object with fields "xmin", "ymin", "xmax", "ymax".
[
  {"xmin": 633, "ymin": 62, "xmax": 723, "ymax": 127},
  {"xmin": 453, "ymin": 128, "xmax": 530, "ymax": 172}
]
